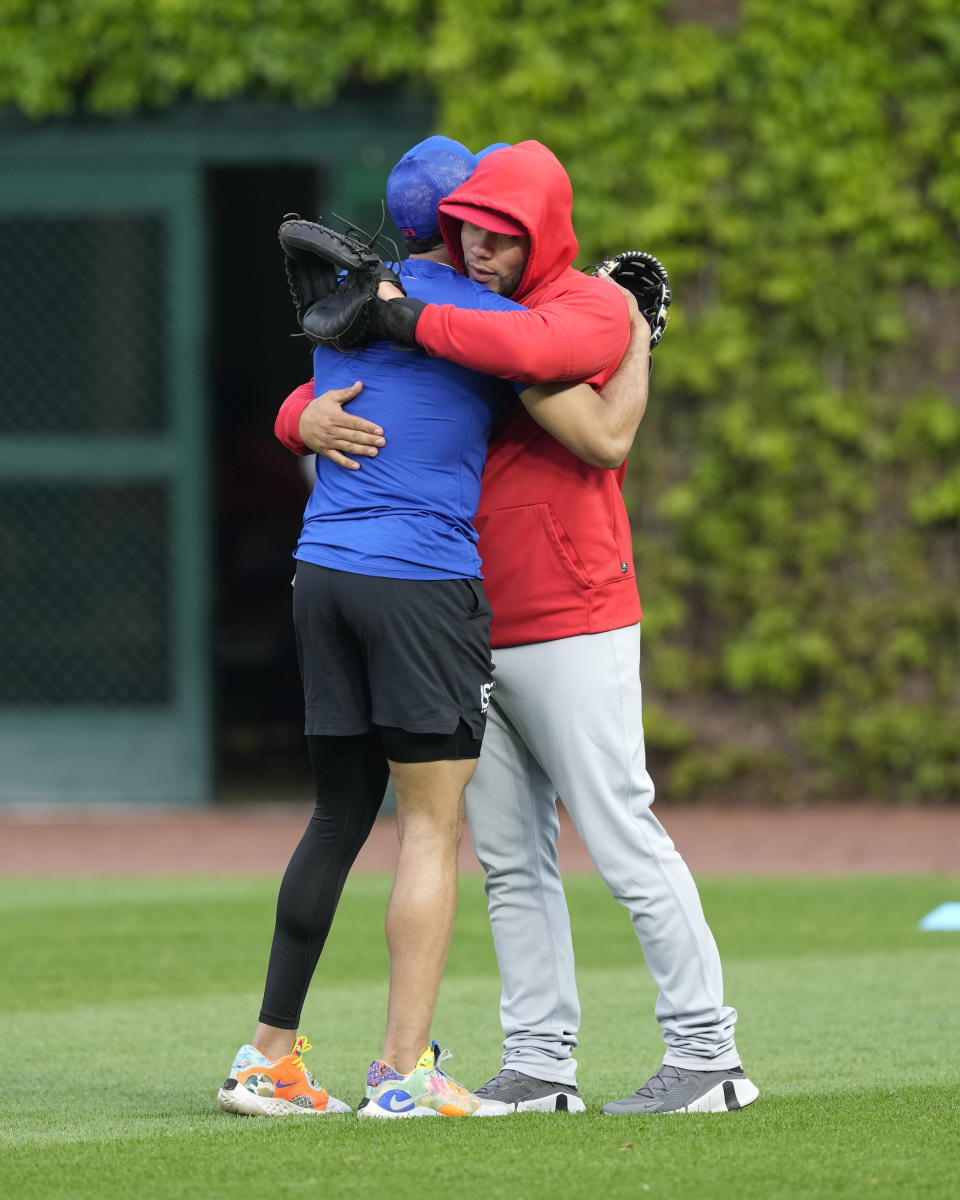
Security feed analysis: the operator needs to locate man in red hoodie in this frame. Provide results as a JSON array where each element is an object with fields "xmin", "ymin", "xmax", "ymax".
[{"xmin": 278, "ymin": 141, "xmax": 758, "ymax": 1117}]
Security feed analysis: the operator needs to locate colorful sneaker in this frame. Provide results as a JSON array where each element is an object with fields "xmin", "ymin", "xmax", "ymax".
[
  {"xmin": 356, "ymin": 1042, "xmax": 480, "ymax": 1118},
  {"xmin": 217, "ymin": 1036, "xmax": 351, "ymax": 1117},
  {"xmin": 601, "ymin": 1064, "xmax": 760, "ymax": 1114}
]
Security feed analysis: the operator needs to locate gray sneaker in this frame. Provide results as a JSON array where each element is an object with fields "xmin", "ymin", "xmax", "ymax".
[
  {"xmin": 474, "ymin": 1069, "xmax": 586, "ymax": 1116},
  {"xmin": 601, "ymin": 1064, "xmax": 759, "ymax": 1115}
]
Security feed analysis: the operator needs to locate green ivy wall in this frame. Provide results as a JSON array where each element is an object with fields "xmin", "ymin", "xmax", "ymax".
[{"xmin": 4, "ymin": 0, "xmax": 958, "ymax": 802}]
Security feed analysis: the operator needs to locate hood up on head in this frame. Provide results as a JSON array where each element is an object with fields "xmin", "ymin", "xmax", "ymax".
[{"xmin": 437, "ymin": 141, "xmax": 578, "ymax": 305}]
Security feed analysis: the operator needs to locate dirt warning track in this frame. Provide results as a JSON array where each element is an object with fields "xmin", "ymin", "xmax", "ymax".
[{"xmin": 0, "ymin": 803, "xmax": 957, "ymax": 876}]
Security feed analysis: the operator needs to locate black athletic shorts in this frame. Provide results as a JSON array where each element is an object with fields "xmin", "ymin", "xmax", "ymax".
[{"xmin": 293, "ymin": 560, "xmax": 494, "ymax": 748}]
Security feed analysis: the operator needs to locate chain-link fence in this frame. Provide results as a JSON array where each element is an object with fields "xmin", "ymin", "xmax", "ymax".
[
  {"xmin": 0, "ymin": 214, "xmax": 173, "ymax": 710},
  {"xmin": 1, "ymin": 215, "xmax": 167, "ymax": 433},
  {"xmin": 0, "ymin": 482, "xmax": 172, "ymax": 706}
]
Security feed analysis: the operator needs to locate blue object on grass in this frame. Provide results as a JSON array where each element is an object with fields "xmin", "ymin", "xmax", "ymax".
[{"xmin": 919, "ymin": 902, "xmax": 960, "ymax": 931}]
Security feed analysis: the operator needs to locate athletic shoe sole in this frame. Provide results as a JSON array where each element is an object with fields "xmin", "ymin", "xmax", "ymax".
[
  {"xmin": 356, "ymin": 1097, "xmax": 450, "ymax": 1119},
  {"xmin": 476, "ymin": 1092, "xmax": 586, "ymax": 1116},
  {"xmin": 602, "ymin": 1075, "xmax": 760, "ymax": 1115},
  {"xmin": 217, "ymin": 1077, "xmax": 351, "ymax": 1117}
]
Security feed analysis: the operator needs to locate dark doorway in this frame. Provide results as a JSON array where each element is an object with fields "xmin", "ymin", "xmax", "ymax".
[{"xmin": 206, "ymin": 164, "xmax": 324, "ymax": 800}]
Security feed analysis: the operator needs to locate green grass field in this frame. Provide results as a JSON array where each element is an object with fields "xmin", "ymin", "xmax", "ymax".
[{"xmin": 3, "ymin": 872, "xmax": 959, "ymax": 1199}]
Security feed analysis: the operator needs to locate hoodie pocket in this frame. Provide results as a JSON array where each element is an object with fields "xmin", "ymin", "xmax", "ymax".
[
  {"xmin": 478, "ymin": 502, "xmax": 622, "ymax": 597},
  {"xmin": 535, "ymin": 503, "xmax": 596, "ymax": 588}
]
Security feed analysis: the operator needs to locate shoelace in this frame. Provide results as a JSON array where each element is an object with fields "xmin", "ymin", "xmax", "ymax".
[
  {"xmin": 474, "ymin": 1070, "xmax": 525, "ymax": 1098},
  {"xmin": 429, "ymin": 1045, "xmax": 458, "ymax": 1081},
  {"xmin": 291, "ymin": 1036, "xmax": 312, "ymax": 1067},
  {"xmin": 429, "ymin": 1046, "xmax": 472, "ymax": 1097},
  {"xmin": 635, "ymin": 1064, "xmax": 680, "ymax": 1099},
  {"xmin": 291, "ymin": 1037, "xmax": 325, "ymax": 1090}
]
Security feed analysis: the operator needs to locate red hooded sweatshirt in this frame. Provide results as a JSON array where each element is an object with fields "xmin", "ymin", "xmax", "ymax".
[{"xmin": 275, "ymin": 140, "xmax": 642, "ymax": 647}]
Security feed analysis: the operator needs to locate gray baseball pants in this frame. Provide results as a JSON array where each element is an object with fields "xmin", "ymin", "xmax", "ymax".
[{"xmin": 464, "ymin": 622, "xmax": 741, "ymax": 1085}]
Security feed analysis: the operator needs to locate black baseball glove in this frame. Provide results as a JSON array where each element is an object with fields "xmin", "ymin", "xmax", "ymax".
[
  {"xmin": 587, "ymin": 250, "xmax": 671, "ymax": 347},
  {"xmin": 278, "ymin": 217, "xmax": 420, "ymax": 352}
]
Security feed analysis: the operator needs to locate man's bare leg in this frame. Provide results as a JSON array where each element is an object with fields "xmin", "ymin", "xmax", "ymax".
[
  {"xmin": 250, "ymin": 1026, "xmax": 297, "ymax": 1061},
  {"xmin": 381, "ymin": 756, "xmax": 477, "ymax": 1073}
]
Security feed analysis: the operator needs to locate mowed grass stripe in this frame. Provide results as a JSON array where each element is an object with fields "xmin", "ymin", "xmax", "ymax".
[
  {"xmin": 4, "ymin": 948, "xmax": 956, "ymax": 1138},
  {"xmin": 2, "ymin": 1088, "xmax": 956, "ymax": 1200},
  {"xmin": 1, "ymin": 875, "xmax": 958, "ymax": 1199},
  {"xmin": 4, "ymin": 874, "xmax": 958, "ymax": 1014}
]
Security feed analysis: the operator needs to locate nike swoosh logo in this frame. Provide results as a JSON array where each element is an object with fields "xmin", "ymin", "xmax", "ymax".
[
  {"xmin": 275, "ymin": 1081, "xmax": 296, "ymax": 1089},
  {"xmin": 383, "ymin": 1090, "xmax": 414, "ymax": 1112}
]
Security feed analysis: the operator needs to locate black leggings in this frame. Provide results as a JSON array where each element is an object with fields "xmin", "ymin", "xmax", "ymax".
[{"xmin": 258, "ymin": 732, "xmax": 389, "ymax": 1029}]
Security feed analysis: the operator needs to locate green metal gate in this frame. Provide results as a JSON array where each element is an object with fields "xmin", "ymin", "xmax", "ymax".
[{"xmin": 0, "ymin": 166, "xmax": 209, "ymax": 802}]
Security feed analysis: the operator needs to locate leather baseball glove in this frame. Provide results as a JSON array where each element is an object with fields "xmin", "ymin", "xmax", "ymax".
[
  {"xmin": 278, "ymin": 217, "xmax": 409, "ymax": 352},
  {"xmin": 587, "ymin": 250, "xmax": 671, "ymax": 347}
]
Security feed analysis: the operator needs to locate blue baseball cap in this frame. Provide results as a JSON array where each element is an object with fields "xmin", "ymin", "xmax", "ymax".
[
  {"xmin": 386, "ymin": 136, "xmax": 479, "ymax": 241},
  {"xmin": 476, "ymin": 142, "xmax": 511, "ymax": 160}
]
